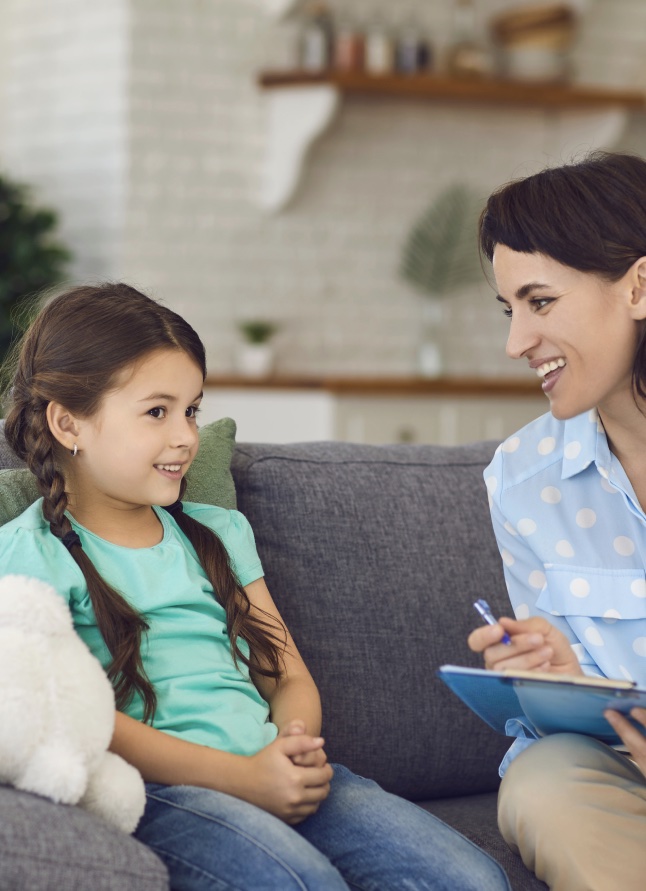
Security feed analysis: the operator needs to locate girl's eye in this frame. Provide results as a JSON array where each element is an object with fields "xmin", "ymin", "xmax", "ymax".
[
  {"xmin": 148, "ymin": 407, "xmax": 166, "ymax": 419},
  {"xmin": 186, "ymin": 405, "xmax": 201, "ymax": 419},
  {"xmin": 501, "ymin": 307, "xmax": 512, "ymax": 318}
]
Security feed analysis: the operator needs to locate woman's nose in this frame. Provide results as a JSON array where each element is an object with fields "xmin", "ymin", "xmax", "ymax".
[{"xmin": 506, "ymin": 312, "xmax": 540, "ymax": 360}]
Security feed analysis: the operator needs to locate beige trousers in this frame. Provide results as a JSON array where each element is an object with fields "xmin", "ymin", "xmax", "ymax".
[{"xmin": 498, "ymin": 733, "xmax": 646, "ymax": 891}]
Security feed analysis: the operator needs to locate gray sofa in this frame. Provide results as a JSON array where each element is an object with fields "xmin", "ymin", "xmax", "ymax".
[{"xmin": 0, "ymin": 436, "xmax": 546, "ymax": 891}]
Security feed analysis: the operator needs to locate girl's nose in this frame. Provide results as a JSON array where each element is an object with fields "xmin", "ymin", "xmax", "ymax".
[
  {"xmin": 506, "ymin": 311, "xmax": 540, "ymax": 360},
  {"xmin": 172, "ymin": 415, "xmax": 200, "ymax": 449}
]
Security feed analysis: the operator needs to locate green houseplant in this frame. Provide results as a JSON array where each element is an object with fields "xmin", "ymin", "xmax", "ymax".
[
  {"xmin": 399, "ymin": 183, "xmax": 484, "ymax": 376},
  {"xmin": 0, "ymin": 173, "xmax": 71, "ymax": 365},
  {"xmin": 237, "ymin": 319, "xmax": 279, "ymax": 378}
]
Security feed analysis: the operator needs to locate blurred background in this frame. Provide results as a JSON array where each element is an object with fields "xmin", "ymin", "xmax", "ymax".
[{"xmin": 0, "ymin": 0, "xmax": 644, "ymax": 443}]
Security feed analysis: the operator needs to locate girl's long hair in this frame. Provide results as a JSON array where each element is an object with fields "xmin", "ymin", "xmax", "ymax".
[
  {"xmin": 478, "ymin": 151, "xmax": 646, "ymax": 399},
  {"xmin": 4, "ymin": 283, "xmax": 285, "ymax": 722}
]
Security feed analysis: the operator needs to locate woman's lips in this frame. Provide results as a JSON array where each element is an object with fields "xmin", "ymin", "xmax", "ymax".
[{"xmin": 542, "ymin": 364, "xmax": 564, "ymax": 393}]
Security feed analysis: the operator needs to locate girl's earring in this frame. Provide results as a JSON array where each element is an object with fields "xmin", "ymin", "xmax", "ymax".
[{"xmin": 71, "ymin": 444, "xmax": 78, "ymax": 457}]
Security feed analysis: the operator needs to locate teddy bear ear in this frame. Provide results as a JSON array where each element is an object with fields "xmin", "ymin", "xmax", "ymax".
[{"xmin": 0, "ymin": 575, "xmax": 72, "ymax": 636}]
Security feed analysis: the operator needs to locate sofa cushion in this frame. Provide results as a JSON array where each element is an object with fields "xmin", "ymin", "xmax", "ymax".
[
  {"xmin": 0, "ymin": 786, "xmax": 168, "ymax": 890},
  {"xmin": 232, "ymin": 440, "xmax": 513, "ymax": 802},
  {"xmin": 0, "ymin": 416, "xmax": 237, "ymax": 525},
  {"xmin": 421, "ymin": 792, "xmax": 547, "ymax": 891}
]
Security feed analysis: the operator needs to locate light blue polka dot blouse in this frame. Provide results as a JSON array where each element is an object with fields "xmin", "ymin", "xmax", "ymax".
[{"xmin": 485, "ymin": 408, "xmax": 646, "ymax": 771}]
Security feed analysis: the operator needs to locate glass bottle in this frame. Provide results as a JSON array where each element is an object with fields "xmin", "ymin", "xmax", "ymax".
[
  {"xmin": 396, "ymin": 15, "xmax": 433, "ymax": 75},
  {"xmin": 396, "ymin": 15, "xmax": 421, "ymax": 75},
  {"xmin": 445, "ymin": 0, "xmax": 492, "ymax": 78},
  {"xmin": 300, "ymin": 2, "xmax": 334, "ymax": 73},
  {"xmin": 364, "ymin": 14, "xmax": 394, "ymax": 75},
  {"xmin": 334, "ymin": 16, "xmax": 365, "ymax": 72}
]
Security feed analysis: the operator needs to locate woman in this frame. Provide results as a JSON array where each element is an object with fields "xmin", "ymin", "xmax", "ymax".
[{"xmin": 468, "ymin": 152, "xmax": 646, "ymax": 891}]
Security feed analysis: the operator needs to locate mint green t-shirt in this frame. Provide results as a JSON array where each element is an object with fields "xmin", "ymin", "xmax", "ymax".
[{"xmin": 0, "ymin": 499, "xmax": 278, "ymax": 756}]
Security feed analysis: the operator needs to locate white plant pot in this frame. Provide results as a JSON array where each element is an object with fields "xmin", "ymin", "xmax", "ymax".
[
  {"xmin": 417, "ymin": 299, "xmax": 445, "ymax": 378},
  {"xmin": 237, "ymin": 343, "xmax": 275, "ymax": 378}
]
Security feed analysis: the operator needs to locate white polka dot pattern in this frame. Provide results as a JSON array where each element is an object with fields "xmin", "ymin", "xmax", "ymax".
[
  {"xmin": 564, "ymin": 441, "xmax": 582, "ymax": 460},
  {"xmin": 517, "ymin": 518, "xmax": 537, "ymax": 536},
  {"xmin": 570, "ymin": 578, "xmax": 590, "ymax": 598},
  {"xmin": 538, "ymin": 437, "xmax": 556, "ymax": 455},
  {"xmin": 485, "ymin": 408, "xmax": 646, "ymax": 691},
  {"xmin": 555, "ymin": 540, "xmax": 575, "ymax": 558},
  {"xmin": 575, "ymin": 509, "xmax": 596, "ymax": 528},
  {"xmin": 613, "ymin": 536, "xmax": 635, "ymax": 556}
]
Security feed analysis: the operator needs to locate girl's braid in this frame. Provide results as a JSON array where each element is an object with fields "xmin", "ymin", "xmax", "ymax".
[{"xmin": 23, "ymin": 405, "xmax": 72, "ymax": 541}]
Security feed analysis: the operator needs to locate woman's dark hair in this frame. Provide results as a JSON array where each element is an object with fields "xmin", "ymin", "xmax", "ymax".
[
  {"xmin": 4, "ymin": 283, "xmax": 285, "ymax": 722},
  {"xmin": 479, "ymin": 151, "xmax": 646, "ymax": 397}
]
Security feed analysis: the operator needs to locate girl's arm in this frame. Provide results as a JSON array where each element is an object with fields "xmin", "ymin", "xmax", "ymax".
[
  {"xmin": 245, "ymin": 577, "xmax": 323, "ymax": 737},
  {"xmin": 111, "ymin": 711, "xmax": 332, "ymax": 824}
]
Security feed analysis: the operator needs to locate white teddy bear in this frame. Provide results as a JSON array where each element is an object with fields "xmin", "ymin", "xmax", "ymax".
[{"xmin": 0, "ymin": 574, "xmax": 146, "ymax": 834}]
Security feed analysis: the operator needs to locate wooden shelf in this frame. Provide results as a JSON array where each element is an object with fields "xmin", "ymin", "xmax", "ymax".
[
  {"xmin": 259, "ymin": 70, "xmax": 646, "ymax": 110},
  {"xmin": 205, "ymin": 374, "xmax": 543, "ymax": 398},
  {"xmin": 257, "ymin": 70, "xmax": 644, "ymax": 211}
]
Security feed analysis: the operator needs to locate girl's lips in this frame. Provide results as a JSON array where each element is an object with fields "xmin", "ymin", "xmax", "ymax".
[
  {"xmin": 542, "ymin": 364, "xmax": 564, "ymax": 394},
  {"xmin": 154, "ymin": 465, "xmax": 184, "ymax": 480}
]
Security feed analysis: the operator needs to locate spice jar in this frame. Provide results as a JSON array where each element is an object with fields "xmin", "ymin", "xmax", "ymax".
[
  {"xmin": 364, "ymin": 14, "xmax": 394, "ymax": 75},
  {"xmin": 300, "ymin": 2, "xmax": 334, "ymax": 73},
  {"xmin": 334, "ymin": 17, "xmax": 365, "ymax": 72}
]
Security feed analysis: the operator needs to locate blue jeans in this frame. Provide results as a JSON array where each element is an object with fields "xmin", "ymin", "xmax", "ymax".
[{"xmin": 135, "ymin": 764, "xmax": 510, "ymax": 891}]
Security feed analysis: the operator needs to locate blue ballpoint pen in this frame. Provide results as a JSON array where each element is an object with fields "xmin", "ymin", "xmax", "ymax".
[{"xmin": 473, "ymin": 599, "xmax": 512, "ymax": 645}]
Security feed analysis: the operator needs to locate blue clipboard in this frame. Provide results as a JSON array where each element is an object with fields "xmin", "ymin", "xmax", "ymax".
[{"xmin": 437, "ymin": 664, "xmax": 646, "ymax": 744}]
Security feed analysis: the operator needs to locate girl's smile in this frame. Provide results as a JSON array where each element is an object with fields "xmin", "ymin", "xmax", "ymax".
[{"xmin": 61, "ymin": 347, "xmax": 204, "ymax": 540}]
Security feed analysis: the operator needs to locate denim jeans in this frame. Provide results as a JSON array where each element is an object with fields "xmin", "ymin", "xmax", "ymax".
[{"xmin": 135, "ymin": 764, "xmax": 510, "ymax": 891}]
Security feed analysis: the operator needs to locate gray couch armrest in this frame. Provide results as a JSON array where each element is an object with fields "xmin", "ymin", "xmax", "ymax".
[{"xmin": 0, "ymin": 787, "xmax": 168, "ymax": 890}]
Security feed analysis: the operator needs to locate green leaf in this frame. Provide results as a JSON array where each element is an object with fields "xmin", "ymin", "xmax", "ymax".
[{"xmin": 400, "ymin": 184, "xmax": 484, "ymax": 298}]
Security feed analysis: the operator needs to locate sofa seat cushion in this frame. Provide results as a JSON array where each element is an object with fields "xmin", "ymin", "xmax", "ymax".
[
  {"xmin": 0, "ymin": 786, "xmax": 168, "ymax": 890},
  {"xmin": 232, "ymin": 441, "xmax": 514, "ymax": 801},
  {"xmin": 421, "ymin": 792, "xmax": 547, "ymax": 891}
]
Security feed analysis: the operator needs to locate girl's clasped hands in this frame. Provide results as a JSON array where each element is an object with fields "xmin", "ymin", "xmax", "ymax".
[{"xmin": 248, "ymin": 719, "xmax": 332, "ymax": 825}]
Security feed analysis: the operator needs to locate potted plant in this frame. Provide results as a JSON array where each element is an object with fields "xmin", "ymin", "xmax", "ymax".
[
  {"xmin": 0, "ymin": 173, "xmax": 71, "ymax": 375},
  {"xmin": 399, "ymin": 183, "xmax": 484, "ymax": 377},
  {"xmin": 236, "ymin": 320, "xmax": 279, "ymax": 378}
]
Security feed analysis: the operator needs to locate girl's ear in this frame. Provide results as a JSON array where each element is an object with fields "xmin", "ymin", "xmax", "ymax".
[
  {"xmin": 46, "ymin": 401, "xmax": 82, "ymax": 453},
  {"xmin": 628, "ymin": 257, "xmax": 646, "ymax": 320}
]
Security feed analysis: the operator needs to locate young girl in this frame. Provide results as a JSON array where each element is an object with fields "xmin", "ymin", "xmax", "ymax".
[
  {"xmin": 0, "ymin": 283, "xmax": 510, "ymax": 891},
  {"xmin": 469, "ymin": 152, "xmax": 646, "ymax": 891}
]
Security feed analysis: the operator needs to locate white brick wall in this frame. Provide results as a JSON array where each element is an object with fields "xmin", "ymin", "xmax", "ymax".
[{"xmin": 0, "ymin": 0, "xmax": 644, "ymax": 378}]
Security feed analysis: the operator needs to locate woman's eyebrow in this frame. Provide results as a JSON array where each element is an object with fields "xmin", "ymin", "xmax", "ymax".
[
  {"xmin": 496, "ymin": 282, "xmax": 551, "ymax": 302},
  {"xmin": 515, "ymin": 282, "xmax": 551, "ymax": 299}
]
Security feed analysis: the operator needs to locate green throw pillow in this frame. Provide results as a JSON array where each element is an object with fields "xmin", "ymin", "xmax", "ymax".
[{"xmin": 0, "ymin": 416, "xmax": 237, "ymax": 527}]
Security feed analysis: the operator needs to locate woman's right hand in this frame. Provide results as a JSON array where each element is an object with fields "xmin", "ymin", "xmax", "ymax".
[
  {"xmin": 243, "ymin": 732, "xmax": 333, "ymax": 824},
  {"xmin": 468, "ymin": 615, "xmax": 583, "ymax": 677}
]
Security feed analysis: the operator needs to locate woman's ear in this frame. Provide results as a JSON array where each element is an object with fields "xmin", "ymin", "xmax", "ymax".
[
  {"xmin": 628, "ymin": 257, "xmax": 646, "ymax": 319},
  {"xmin": 46, "ymin": 402, "xmax": 81, "ymax": 453}
]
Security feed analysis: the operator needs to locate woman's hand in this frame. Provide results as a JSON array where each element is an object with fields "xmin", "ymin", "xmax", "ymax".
[
  {"xmin": 468, "ymin": 615, "xmax": 583, "ymax": 677},
  {"xmin": 243, "ymin": 729, "xmax": 333, "ymax": 824},
  {"xmin": 604, "ymin": 708, "xmax": 646, "ymax": 777}
]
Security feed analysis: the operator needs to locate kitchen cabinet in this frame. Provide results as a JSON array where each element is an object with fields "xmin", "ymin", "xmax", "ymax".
[{"xmin": 200, "ymin": 376, "xmax": 547, "ymax": 445}]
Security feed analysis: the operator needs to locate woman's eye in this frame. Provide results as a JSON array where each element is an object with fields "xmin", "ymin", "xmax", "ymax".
[
  {"xmin": 186, "ymin": 405, "xmax": 201, "ymax": 419},
  {"xmin": 148, "ymin": 407, "xmax": 166, "ymax": 419},
  {"xmin": 501, "ymin": 306, "xmax": 512, "ymax": 318},
  {"xmin": 531, "ymin": 298, "xmax": 554, "ymax": 311}
]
